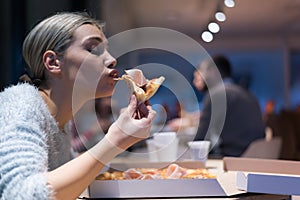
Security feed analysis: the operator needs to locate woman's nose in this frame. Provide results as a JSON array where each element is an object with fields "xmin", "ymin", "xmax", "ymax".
[{"xmin": 104, "ymin": 51, "xmax": 117, "ymax": 69}]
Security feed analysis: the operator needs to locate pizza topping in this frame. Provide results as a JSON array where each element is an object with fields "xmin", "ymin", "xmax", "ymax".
[{"xmin": 166, "ymin": 163, "xmax": 187, "ymax": 179}]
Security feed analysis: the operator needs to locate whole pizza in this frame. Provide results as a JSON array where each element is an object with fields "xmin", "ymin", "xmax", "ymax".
[{"xmin": 96, "ymin": 163, "xmax": 216, "ymax": 180}]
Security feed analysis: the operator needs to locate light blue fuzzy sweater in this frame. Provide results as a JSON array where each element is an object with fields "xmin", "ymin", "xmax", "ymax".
[{"xmin": 0, "ymin": 83, "xmax": 72, "ymax": 199}]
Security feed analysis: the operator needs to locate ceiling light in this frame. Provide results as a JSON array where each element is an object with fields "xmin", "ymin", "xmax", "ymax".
[
  {"xmin": 208, "ymin": 22, "xmax": 220, "ymax": 33},
  {"xmin": 215, "ymin": 11, "xmax": 226, "ymax": 22},
  {"xmin": 224, "ymin": 0, "xmax": 235, "ymax": 8},
  {"xmin": 201, "ymin": 31, "xmax": 213, "ymax": 43}
]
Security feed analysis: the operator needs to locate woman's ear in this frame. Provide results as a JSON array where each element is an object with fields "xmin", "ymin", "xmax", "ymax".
[{"xmin": 43, "ymin": 50, "xmax": 61, "ymax": 75}]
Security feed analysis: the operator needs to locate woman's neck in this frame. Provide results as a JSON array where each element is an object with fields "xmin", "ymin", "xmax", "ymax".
[{"xmin": 38, "ymin": 87, "xmax": 73, "ymax": 130}]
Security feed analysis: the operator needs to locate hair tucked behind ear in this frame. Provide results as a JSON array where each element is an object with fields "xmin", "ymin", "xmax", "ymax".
[{"xmin": 22, "ymin": 12, "xmax": 104, "ymax": 86}]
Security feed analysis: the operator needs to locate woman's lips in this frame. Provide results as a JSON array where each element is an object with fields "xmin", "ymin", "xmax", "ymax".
[{"xmin": 109, "ymin": 69, "xmax": 119, "ymax": 79}]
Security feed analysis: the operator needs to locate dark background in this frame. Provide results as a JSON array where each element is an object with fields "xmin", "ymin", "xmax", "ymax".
[{"xmin": 2, "ymin": 0, "xmax": 300, "ymax": 115}]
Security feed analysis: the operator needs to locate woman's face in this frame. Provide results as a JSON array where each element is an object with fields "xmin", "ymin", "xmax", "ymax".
[{"xmin": 60, "ymin": 24, "xmax": 117, "ymax": 99}]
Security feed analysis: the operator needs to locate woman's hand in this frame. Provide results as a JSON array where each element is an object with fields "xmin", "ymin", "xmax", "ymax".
[{"xmin": 106, "ymin": 95, "xmax": 156, "ymax": 150}]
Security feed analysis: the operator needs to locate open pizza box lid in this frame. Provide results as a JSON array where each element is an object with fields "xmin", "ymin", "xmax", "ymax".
[
  {"xmin": 88, "ymin": 160, "xmax": 245, "ymax": 198},
  {"xmin": 223, "ymin": 157, "xmax": 300, "ymax": 196}
]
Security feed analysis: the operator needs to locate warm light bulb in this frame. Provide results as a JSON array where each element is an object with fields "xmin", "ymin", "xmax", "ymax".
[
  {"xmin": 201, "ymin": 31, "xmax": 213, "ymax": 43},
  {"xmin": 215, "ymin": 12, "xmax": 226, "ymax": 22},
  {"xmin": 208, "ymin": 22, "xmax": 220, "ymax": 33},
  {"xmin": 224, "ymin": 0, "xmax": 235, "ymax": 8}
]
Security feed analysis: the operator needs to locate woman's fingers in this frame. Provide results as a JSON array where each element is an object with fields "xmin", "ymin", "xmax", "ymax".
[
  {"xmin": 127, "ymin": 95, "xmax": 138, "ymax": 117},
  {"xmin": 126, "ymin": 95, "xmax": 155, "ymax": 120}
]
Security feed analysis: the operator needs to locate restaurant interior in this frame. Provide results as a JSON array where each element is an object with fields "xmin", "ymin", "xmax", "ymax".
[
  {"xmin": 1, "ymin": 0, "xmax": 300, "ymax": 198},
  {"xmin": 0, "ymin": 0, "xmax": 300, "ymax": 199}
]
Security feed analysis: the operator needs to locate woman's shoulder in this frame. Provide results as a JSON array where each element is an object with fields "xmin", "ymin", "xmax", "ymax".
[
  {"xmin": 1, "ymin": 82, "xmax": 39, "ymax": 97},
  {"xmin": 0, "ymin": 83, "xmax": 48, "ymax": 121},
  {"xmin": 0, "ymin": 83, "xmax": 42, "ymax": 108}
]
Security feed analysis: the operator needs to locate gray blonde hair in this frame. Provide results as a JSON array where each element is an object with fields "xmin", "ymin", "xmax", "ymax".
[{"xmin": 22, "ymin": 12, "xmax": 104, "ymax": 82}]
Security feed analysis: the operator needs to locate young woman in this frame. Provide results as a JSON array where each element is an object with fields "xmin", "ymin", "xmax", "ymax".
[{"xmin": 0, "ymin": 12, "xmax": 156, "ymax": 200}]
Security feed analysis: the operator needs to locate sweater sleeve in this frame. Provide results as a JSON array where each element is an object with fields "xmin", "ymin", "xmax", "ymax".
[{"xmin": 0, "ymin": 122, "xmax": 53, "ymax": 199}]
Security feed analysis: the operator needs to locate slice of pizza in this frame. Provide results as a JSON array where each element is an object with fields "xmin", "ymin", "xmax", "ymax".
[{"xmin": 116, "ymin": 69, "xmax": 165, "ymax": 103}]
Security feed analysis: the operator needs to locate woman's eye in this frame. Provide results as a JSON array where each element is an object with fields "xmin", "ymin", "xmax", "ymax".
[{"xmin": 88, "ymin": 45, "xmax": 105, "ymax": 56}]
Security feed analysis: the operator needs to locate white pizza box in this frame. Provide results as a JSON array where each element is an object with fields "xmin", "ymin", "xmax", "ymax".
[
  {"xmin": 89, "ymin": 161, "xmax": 245, "ymax": 198},
  {"xmin": 223, "ymin": 157, "xmax": 300, "ymax": 195},
  {"xmin": 236, "ymin": 172, "xmax": 300, "ymax": 195}
]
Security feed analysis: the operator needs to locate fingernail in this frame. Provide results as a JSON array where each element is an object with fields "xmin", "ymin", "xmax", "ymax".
[{"xmin": 131, "ymin": 95, "xmax": 137, "ymax": 103}]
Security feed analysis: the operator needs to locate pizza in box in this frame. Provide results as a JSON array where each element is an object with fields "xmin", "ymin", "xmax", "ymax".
[{"xmin": 96, "ymin": 163, "xmax": 216, "ymax": 180}]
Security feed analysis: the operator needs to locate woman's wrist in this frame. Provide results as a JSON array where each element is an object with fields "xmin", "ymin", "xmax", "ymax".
[{"xmin": 88, "ymin": 136, "xmax": 124, "ymax": 164}]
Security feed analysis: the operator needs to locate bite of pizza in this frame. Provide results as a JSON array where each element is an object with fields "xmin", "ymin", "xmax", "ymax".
[{"xmin": 116, "ymin": 69, "xmax": 165, "ymax": 103}]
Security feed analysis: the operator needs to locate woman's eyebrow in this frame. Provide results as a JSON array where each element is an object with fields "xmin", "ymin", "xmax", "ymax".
[
  {"xmin": 82, "ymin": 36, "xmax": 108, "ymax": 47},
  {"xmin": 82, "ymin": 36, "xmax": 103, "ymax": 44}
]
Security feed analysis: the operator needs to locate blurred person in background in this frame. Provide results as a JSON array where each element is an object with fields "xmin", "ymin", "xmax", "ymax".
[{"xmin": 193, "ymin": 55, "xmax": 265, "ymax": 157}]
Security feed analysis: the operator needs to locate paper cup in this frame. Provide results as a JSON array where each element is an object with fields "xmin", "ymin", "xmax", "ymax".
[
  {"xmin": 153, "ymin": 132, "xmax": 178, "ymax": 162},
  {"xmin": 146, "ymin": 139, "xmax": 158, "ymax": 162},
  {"xmin": 188, "ymin": 141, "xmax": 210, "ymax": 164}
]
